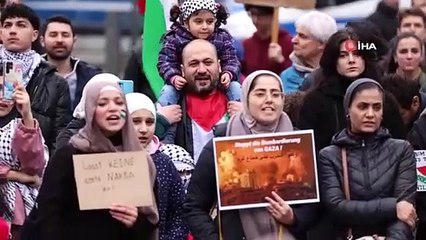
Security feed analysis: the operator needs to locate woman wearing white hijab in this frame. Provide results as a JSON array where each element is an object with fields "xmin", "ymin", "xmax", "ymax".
[{"xmin": 126, "ymin": 93, "xmax": 188, "ymax": 240}]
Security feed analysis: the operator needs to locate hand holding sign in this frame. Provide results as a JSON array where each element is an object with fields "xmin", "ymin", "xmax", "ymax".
[
  {"xmin": 265, "ymin": 191, "xmax": 295, "ymax": 225},
  {"xmin": 109, "ymin": 204, "xmax": 138, "ymax": 228}
]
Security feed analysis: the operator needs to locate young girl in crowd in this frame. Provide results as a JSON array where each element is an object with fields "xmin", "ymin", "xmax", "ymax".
[
  {"xmin": 0, "ymin": 84, "xmax": 48, "ymax": 240},
  {"xmin": 159, "ymin": 144, "xmax": 194, "ymax": 192},
  {"xmin": 157, "ymin": 0, "xmax": 241, "ymax": 106},
  {"xmin": 125, "ymin": 92, "xmax": 188, "ymax": 240}
]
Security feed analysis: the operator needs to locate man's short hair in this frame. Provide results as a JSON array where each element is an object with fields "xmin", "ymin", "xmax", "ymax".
[
  {"xmin": 398, "ymin": 7, "xmax": 426, "ymax": 28},
  {"xmin": 382, "ymin": 73, "xmax": 421, "ymax": 109},
  {"xmin": 295, "ymin": 11, "xmax": 337, "ymax": 44},
  {"xmin": 244, "ymin": 4, "xmax": 273, "ymax": 15},
  {"xmin": 0, "ymin": 3, "xmax": 40, "ymax": 31},
  {"xmin": 41, "ymin": 15, "xmax": 75, "ymax": 36}
]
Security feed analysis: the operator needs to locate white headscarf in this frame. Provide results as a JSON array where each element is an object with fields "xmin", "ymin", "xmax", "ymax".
[
  {"xmin": 125, "ymin": 93, "xmax": 159, "ymax": 154},
  {"xmin": 126, "ymin": 93, "xmax": 157, "ymax": 121},
  {"xmin": 73, "ymin": 73, "xmax": 120, "ymax": 119}
]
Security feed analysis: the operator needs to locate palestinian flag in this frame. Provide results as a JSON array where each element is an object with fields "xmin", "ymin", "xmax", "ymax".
[{"xmin": 139, "ymin": 0, "xmax": 173, "ymax": 99}]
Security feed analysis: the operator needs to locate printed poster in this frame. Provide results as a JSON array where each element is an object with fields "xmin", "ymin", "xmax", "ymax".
[
  {"xmin": 213, "ymin": 130, "xmax": 319, "ymax": 211},
  {"xmin": 415, "ymin": 150, "xmax": 426, "ymax": 192}
]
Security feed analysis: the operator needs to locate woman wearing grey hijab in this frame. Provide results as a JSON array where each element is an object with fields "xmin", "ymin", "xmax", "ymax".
[
  {"xmin": 183, "ymin": 70, "xmax": 319, "ymax": 240},
  {"xmin": 318, "ymin": 78, "xmax": 416, "ymax": 239}
]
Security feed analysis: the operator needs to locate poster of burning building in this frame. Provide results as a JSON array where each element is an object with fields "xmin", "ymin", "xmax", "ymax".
[{"xmin": 213, "ymin": 130, "xmax": 319, "ymax": 211}]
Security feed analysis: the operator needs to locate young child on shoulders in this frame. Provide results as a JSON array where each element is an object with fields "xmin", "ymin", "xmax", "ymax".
[{"xmin": 157, "ymin": 0, "xmax": 241, "ymax": 106}]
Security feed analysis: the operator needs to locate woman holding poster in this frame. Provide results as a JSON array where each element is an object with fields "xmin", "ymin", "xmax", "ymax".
[
  {"xmin": 318, "ymin": 79, "xmax": 417, "ymax": 240},
  {"xmin": 183, "ymin": 70, "xmax": 319, "ymax": 240},
  {"xmin": 25, "ymin": 81, "xmax": 160, "ymax": 240}
]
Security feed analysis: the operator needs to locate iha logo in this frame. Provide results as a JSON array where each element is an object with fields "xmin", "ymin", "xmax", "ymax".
[{"xmin": 344, "ymin": 39, "xmax": 377, "ymax": 52}]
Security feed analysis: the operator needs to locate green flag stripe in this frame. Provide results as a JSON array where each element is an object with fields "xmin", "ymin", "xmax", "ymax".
[{"xmin": 142, "ymin": 0, "xmax": 166, "ymax": 99}]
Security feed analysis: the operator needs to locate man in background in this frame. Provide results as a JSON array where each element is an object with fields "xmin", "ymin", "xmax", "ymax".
[{"xmin": 40, "ymin": 15, "xmax": 101, "ymax": 110}]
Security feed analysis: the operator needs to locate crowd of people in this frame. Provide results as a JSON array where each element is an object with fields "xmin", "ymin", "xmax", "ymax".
[{"xmin": 0, "ymin": 0, "xmax": 426, "ymax": 239}]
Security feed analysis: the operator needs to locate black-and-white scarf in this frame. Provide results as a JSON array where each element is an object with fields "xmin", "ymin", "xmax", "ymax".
[
  {"xmin": 0, "ymin": 119, "xmax": 48, "ymax": 222},
  {"xmin": 0, "ymin": 45, "xmax": 42, "ymax": 87},
  {"xmin": 180, "ymin": 0, "xmax": 218, "ymax": 21}
]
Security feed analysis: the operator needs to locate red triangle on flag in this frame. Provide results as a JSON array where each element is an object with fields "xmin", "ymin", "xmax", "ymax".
[{"xmin": 138, "ymin": 0, "xmax": 146, "ymax": 14}]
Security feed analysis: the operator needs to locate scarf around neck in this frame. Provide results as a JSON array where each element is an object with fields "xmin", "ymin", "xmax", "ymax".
[
  {"xmin": 226, "ymin": 113, "xmax": 295, "ymax": 240},
  {"xmin": 0, "ymin": 45, "xmax": 42, "ymax": 87},
  {"xmin": 186, "ymin": 90, "xmax": 227, "ymax": 131},
  {"xmin": 227, "ymin": 70, "xmax": 296, "ymax": 240}
]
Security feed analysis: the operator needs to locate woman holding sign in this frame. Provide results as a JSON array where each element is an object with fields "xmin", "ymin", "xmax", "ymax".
[
  {"xmin": 318, "ymin": 79, "xmax": 417, "ymax": 239},
  {"xmin": 24, "ymin": 81, "xmax": 160, "ymax": 240},
  {"xmin": 183, "ymin": 70, "xmax": 319, "ymax": 240}
]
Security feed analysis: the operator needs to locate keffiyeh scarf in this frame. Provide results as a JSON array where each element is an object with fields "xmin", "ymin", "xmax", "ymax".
[
  {"xmin": 0, "ymin": 119, "xmax": 42, "ymax": 222},
  {"xmin": 0, "ymin": 45, "xmax": 42, "ymax": 87}
]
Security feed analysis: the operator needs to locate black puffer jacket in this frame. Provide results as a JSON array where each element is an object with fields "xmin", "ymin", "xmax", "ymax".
[
  {"xmin": 318, "ymin": 128, "xmax": 416, "ymax": 240},
  {"xmin": 26, "ymin": 61, "xmax": 72, "ymax": 154}
]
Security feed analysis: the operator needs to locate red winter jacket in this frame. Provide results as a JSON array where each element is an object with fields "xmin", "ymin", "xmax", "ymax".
[{"xmin": 0, "ymin": 217, "xmax": 9, "ymax": 240}]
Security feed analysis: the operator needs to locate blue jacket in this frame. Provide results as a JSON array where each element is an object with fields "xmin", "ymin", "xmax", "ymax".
[{"xmin": 280, "ymin": 66, "xmax": 311, "ymax": 94}]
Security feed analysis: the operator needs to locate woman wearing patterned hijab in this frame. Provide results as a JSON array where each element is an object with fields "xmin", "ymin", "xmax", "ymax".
[{"xmin": 30, "ymin": 81, "xmax": 159, "ymax": 240}]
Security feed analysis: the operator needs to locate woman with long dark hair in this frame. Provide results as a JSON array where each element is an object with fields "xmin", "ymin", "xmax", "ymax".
[
  {"xmin": 386, "ymin": 32, "xmax": 426, "ymax": 93},
  {"xmin": 297, "ymin": 29, "xmax": 406, "ymax": 153}
]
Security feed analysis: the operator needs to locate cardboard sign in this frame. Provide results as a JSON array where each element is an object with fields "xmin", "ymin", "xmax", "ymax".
[
  {"xmin": 73, "ymin": 151, "xmax": 154, "ymax": 210},
  {"xmin": 415, "ymin": 150, "xmax": 426, "ymax": 192},
  {"xmin": 234, "ymin": 0, "xmax": 316, "ymax": 9},
  {"xmin": 213, "ymin": 130, "xmax": 319, "ymax": 210}
]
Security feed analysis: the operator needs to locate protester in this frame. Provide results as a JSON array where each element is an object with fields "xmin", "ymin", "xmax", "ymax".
[
  {"xmin": 382, "ymin": 73, "xmax": 426, "ymax": 131},
  {"xmin": 55, "ymin": 73, "xmax": 182, "ymax": 150},
  {"xmin": 157, "ymin": 0, "xmax": 241, "ymax": 107},
  {"xmin": 386, "ymin": 32, "xmax": 426, "ymax": 93},
  {"xmin": 183, "ymin": 70, "xmax": 318, "ymax": 240},
  {"xmin": 158, "ymin": 144, "xmax": 195, "ymax": 192},
  {"xmin": 241, "ymin": 5, "xmax": 292, "ymax": 75},
  {"xmin": 162, "ymin": 39, "xmax": 242, "ymax": 164},
  {"xmin": 0, "ymin": 4, "xmax": 72, "ymax": 154},
  {"xmin": 126, "ymin": 92, "xmax": 188, "ymax": 240},
  {"xmin": 24, "ymin": 81, "xmax": 159, "ymax": 240},
  {"xmin": 280, "ymin": 11, "xmax": 337, "ymax": 94},
  {"xmin": 318, "ymin": 78, "xmax": 417, "ymax": 239},
  {"xmin": 40, "ymin": 15, "xmax": 102, "ymax": 110},
  {"xmin": 0, "ymin": 84, "xmax": 47, "ymax": 240},
  {"xmin": 297, "ymin": 29, "xmax": 406, "ymax": 154}
]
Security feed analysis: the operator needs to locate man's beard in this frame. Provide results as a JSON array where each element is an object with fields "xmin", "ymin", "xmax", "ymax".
[
  {"xmin": 185, "ymin": 75, "xmax": 219, "ymax": 95},
  {"xmin": 46, "ymin": 47, "xmax": 72, "ymax": 61}
]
